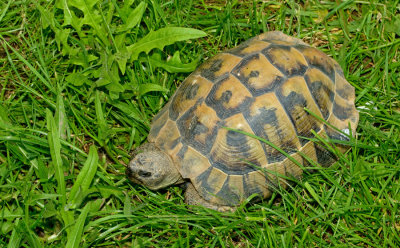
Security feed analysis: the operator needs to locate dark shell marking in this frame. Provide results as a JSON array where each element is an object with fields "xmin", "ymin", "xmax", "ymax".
[
  {"xmin": 176, "ymin": 102, "xmax": 220, "ymax": 154},
  {"xmin": 148, "ymin": 31, "xmax": 359, "ymax": 206},
  {"xmin": 205, "ymin": 75, "xmax": 253, "ymax": 119},
  {"xmin": 262, "ymin": 45, "xmax": 308, "ymax": 76}
]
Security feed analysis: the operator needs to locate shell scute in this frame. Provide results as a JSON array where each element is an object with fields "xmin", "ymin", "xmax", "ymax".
[
  {"xmin": 212, "ymin": 175, "xmax": 244, "ymax": 206},
  {"xmin": 177, "ymin": 145, "xmax": 210, "ymax": 179},
  {"xmin": 262, "ymin": 45, "xmax": 309, "ymax": 76},
  {"xmin": 332, "ymin": 94, "xmax": 358, "ymax": 121},
  {"xmin": 197, "ymin": 53, "xmax": 242, "ymax": 82},
  {"xmin": 193, "ymin": 167, "xmax": 228, "ymax": 204},
  {"xmin": 153, "ymin": 119, "xmax": 181, "ymax": 152},
  {"xmin": 335, "ymin": 72, "xmax": 356, "ymax": 102},
  {"xmin": 280, "ymin": 153, "xmax": 304, "ymax": 179},
  {"xmin": 298, "ymin": 141, "xmax": 318, "ymax": 164},
  {"xmin": 176, "ymin": 102, "xmax": 220, "ymax": 154},
  {"xmin": 148, "ymin": 101, "xmax": 170, "ymax": 142},
  {"xmin": 314, "ymin": 143, "xmax": 337, "ymax": 167},
  {"xmin": 296, "ymin": 45, "xmax": 336, "ymax": 81},
  {"xmin": 243, "ymin": 92, "xmax": 302, "ymax": 163},
  {"xmin": 257, "ymin": 31, "xmax": 307, "ymax": 46},
  {"xmin": 227, "ymin": 40, "xmax": 271, "ymax": 57},
  {"xmin": 244, "ymin": 171, "xmax": 269, "ymax": 199},
  {"xmin": 276, "ymin": 76, "xmax": 324, "ymax": 145},
  {"xmin": 262, "ymin": 153, "xmax": 303, "ymax": 191},
  {"xmin": 304, "ymin": 68, "xmax": 335, "ymax": 119},
  {"xmin": 205, "ymin": 75, "xmax": 253, "ymax": 119},
  {"xmin": 231, "ymin": 53, "xmax": 284, "ymax": 96},
  {"xmin": 169, "ymin": 74, "xmax": 213, "ymax": 120},
  {"xmin": 227, "ymin": 175, "xmax": 246, "ymax": 201},
  {"xmin": 209, "ymin": 113, "xmax": 267, "ymax": 175}
]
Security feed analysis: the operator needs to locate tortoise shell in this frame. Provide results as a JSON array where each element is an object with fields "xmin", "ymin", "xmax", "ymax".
[{"xmin": 147, "ymin": 31, "xmax": 358, "ymax": 206}]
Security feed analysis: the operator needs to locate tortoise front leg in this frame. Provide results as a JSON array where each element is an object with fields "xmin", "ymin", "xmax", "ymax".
[{"xmin": 184, "ymin": 183, "xmax": 235, "ymax": 212}]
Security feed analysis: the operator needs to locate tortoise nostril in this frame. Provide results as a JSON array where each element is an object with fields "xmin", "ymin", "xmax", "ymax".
[{"xmin": 138, "ymin": 170, "xmax": 152, "ymax": 178}]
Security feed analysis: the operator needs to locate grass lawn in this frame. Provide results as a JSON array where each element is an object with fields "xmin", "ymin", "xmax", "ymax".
[{"xmin": 1, "ymin": 0, "xmax": 400, "ymax": 247}]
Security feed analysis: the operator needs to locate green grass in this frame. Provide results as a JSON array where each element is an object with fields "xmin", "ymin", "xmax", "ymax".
[{"xmin": 1, "ymin": 0, "xmax": 400, "ymax": 247}]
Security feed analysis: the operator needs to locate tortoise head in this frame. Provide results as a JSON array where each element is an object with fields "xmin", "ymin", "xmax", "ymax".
[{"xmin": 126, "ymin": 143, "xmax": 182, "ymax": 190}]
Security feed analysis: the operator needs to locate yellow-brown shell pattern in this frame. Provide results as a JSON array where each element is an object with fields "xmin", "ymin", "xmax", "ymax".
[{"xmin": 148, "ymin": 31, "xmax": 359, "ymax": 206}]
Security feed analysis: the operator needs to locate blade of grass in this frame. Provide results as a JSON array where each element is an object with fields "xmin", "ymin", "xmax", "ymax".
[
  {"xmin": 95, "ymin": 90, "xmax": 108, "ymax": 146},
  {"xmin": 304, "ymin": 182, "xmax": 325, "ymax": 209},
  {"xmin": 65, "ymin": 203, "xmax": 91, "ymax": 248},
  {"xmin": 69, "ymin": 145, "xmax": 99, "ymax": 206},
  {"xmin": 46, "ymin": 108, "xmax": 66, "ymax": 206},
  {"xmin": 55, "ymin": 94, "xmax": 69, "ymax": 140}
]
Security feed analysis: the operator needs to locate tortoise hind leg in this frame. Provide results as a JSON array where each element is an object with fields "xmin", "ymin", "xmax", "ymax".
[{"xmin": 184, "ymin": 183, "xmax": 235, "ymax": 212}]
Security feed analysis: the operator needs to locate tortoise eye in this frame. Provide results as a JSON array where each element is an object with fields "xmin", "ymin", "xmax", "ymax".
[{"xmin": 138, "ymin": 170, "xmax": 152, "ymax": 178}]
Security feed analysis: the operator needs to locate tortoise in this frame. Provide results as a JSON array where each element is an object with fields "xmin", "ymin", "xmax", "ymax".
[{"xmin": 126, "ymin": 31, "xmax": 359, "ymax": 211}]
